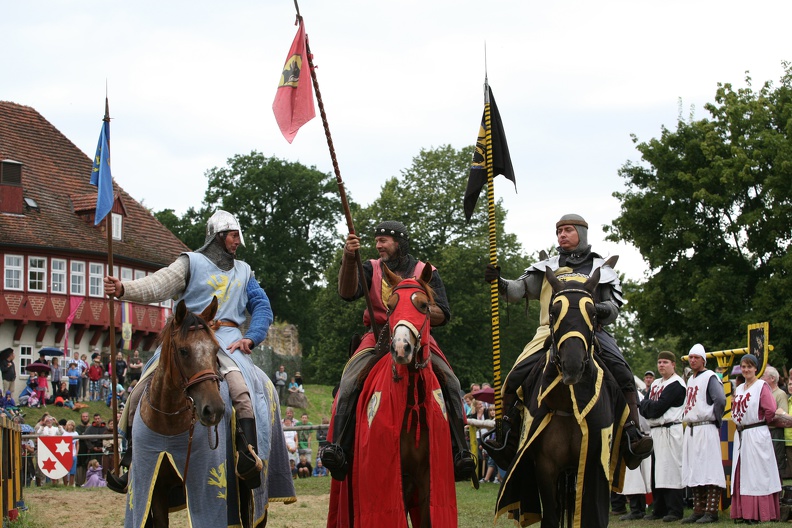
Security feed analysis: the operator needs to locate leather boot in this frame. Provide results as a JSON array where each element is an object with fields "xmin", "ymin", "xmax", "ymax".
[
  {"xmin": 623, "ymin": 391, "xmax": 652, "ymax": 469},
  {"xmin": 106, "ymin": 427, "xmax": 132, "ymax": 494},
  {"xmin": 320, "ymin": 412, "xmax": 354, "ymax": 481},
  {"xmin": 482, "ymin": 395, "xmax": 521, "ymax": 470},
  {"xmin": 235, "ymin": 417, "xmax": 263, "ymax": 489},
  {"xmin": 445, "ymin": 397, "xmax": 476, "ymax": 483}
]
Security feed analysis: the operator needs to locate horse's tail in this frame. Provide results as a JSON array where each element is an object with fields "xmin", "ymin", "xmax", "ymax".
[{"xmin": 558, "ymin": 470, "xmax": 576, "ymax": 528}]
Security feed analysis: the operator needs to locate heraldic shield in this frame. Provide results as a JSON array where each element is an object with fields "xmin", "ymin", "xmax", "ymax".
[{"xmin": 38, "ymin": 436, "xmax": 74, "ymax": 480}]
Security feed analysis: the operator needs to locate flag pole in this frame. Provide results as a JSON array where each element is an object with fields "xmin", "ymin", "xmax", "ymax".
[
  {"xmin": 101, "ymin": 96, "xmax": 121, "ymax": 476},
  {"xmin": 483, "ymin": 77, "xmax": 504, "ymax": 424},
  {"xmin": 293, "ymin": 1, "xmax": 380, "ymax": 337}
]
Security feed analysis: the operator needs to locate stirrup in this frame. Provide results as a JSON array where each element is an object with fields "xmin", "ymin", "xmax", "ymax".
[
  {"xmin": 320, "ymin": 443, "xmax": 349, "ymax": 481},
  {"xmin": 106, "ymin": 471, "xmax": 128, "ymax": 494},
  {"xmin": 453, "ymin": 450, "xmax": 476, "ymax": 482}
]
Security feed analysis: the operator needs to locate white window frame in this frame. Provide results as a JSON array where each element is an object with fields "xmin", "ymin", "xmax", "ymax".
[
  {"xmin": 51, "ymin": 258, "xmax": 67, "ymax": 294},
  {"xmin": 4, "ymin": 254, "xmax": 23, "ymax": 291},
  {"xmin": 27, "ymin": 256, "xmax": 47, "ymax": 293},
  {"xmin": 112, "ymin": 213, "xmax": 122, "ymax": 241},
  {"xmin": 70, "ymin": 261, "xmax": 86, "ymax": 296},
  {"xmin": 134, "ymin": 270, "xmax": 146, "ymax": 280},
  {"xmin": 19, "ymin": 345, "xmax": 33, "ymax": 375},
  {"xmin": 120, "ymin": 267, "xmax": 133, "ymax": 282},
  {"xmin": 89, "ymin": 262, "xmax": 104, "ymax": 297}
]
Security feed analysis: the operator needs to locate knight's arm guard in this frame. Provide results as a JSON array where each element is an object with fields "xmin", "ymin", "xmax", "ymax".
[
  {"xmin": 707, "ymin": 376, "xmax": 726, "ymax": 428},
  {"xmin": 120, "ymin": 255, "xmax": 189, "ymax": 303},
  {"xmin": 244, "ymin": 276, "xmax": 274, "ymax": 347},
  {"xmin": 594, "ymin": 284, "xmax": 620, "ymax": 326},
  {"xmin": 501, "ymin": 271, "xmax": 542, "ymax": 303},
  {"xmin": 338, "ymin": 248, "xmax": 360, "ymax": 299}
]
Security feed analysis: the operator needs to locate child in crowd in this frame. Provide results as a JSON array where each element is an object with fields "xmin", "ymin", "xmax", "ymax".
[
  {"xmin": 35, "ymin": 371, "xmax": 48, "ymax": 406},
  {"xmin": 100, "ymin": 374, "xmax": 111, "ymax": 402},
  {"xmin": 297, "ymin": 454, "xmax": 312, "ymax": 478},
  {"xmin": 83, "ymin": 459, "xmax": 107, "ymax": 488}
]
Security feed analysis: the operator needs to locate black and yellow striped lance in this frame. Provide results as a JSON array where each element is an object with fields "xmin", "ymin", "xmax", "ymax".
[{"xmin": 464, "ymin": 80, "xmax": 516, "ymax": 424}]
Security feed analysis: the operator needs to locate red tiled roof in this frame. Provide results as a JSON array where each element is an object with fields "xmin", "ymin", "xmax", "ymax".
[{"xmin": 0, "ymin": 101, "xmax": 189, "ymax": 267}]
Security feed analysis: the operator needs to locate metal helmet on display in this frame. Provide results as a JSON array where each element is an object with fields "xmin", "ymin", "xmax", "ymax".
[{"xmin": 198, "ymin": 210, "xmax": 245, "ymax": 252}]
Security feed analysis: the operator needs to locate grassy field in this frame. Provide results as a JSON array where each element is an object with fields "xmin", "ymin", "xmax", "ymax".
[{"xmin": 16, "ymin": 385, "xmax": 792, "ymax": 527}]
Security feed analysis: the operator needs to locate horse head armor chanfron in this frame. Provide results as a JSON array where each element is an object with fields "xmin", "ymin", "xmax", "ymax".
[
  {"xmin": 545, "ymin": 267, "xmax": 601, "ymax": 386},
  {"xmin": 382, "ymin": 263, "xmax": 434, "ymax": 369}
]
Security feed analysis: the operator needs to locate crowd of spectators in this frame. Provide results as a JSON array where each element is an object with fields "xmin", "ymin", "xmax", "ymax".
[{"xmin": 16, "ymin": 410, "xmax": 120, "ymax": 488}]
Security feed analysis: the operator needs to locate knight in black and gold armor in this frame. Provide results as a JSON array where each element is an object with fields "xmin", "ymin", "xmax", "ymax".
[
  {"xmin": 320, "ymin": 221, "xmax": 476, "ymax": 483},
  {"xmin": 483, "ymin": 213, "xmax": 652, "ymax": 469}
]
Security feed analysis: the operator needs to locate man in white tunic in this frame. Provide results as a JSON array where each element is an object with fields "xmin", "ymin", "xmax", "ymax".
[
  {"xmin": 639, "ymin": 351, "xmax": 686, "ymax": 522},
  {"xmin": 681, "ymin": 344, "xmax": 726, "ymax": 524}
]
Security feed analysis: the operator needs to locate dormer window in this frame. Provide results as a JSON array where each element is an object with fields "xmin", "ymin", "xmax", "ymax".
[
  {"xmin": 0, "ymin": 160, "xmax": 22, "ymax": 185},
  {"xmin": 112, "ymin": 212, "xmax": 122, "ymax": 240}
]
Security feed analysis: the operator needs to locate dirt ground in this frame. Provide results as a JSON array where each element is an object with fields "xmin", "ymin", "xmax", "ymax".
[{"xmin": 22, "ymin": 486, "xmax": 330, "ymax": 528}]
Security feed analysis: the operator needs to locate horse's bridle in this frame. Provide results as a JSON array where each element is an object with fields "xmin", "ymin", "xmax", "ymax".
[
  {"xmin": 547, "ymin": 286, "xmax": 596, "ymax": 370},
  {"xmin": 146, "ymin": 327, "xmax": 222, "ymax": 417},
  {"xmin": 387, "ymin": 281, "xmax": 432, "ymax": 371}
]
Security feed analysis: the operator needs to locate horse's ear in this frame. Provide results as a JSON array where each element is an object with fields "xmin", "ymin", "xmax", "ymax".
[
  {"xmin": 419, "ymin": 262, "xmax": 433, "ymax": 284},
  {"xmin": 545, "ymin": 268, "xmax": 562, "ymax": 292},
  {"xmin": 382, "ymin": 263, "xmax": 402, "ymax": 288},
  {"xmin": 174, "ymin": 300, "xmax": 188, "ymax": 325},
  {"xmin": 200, "ymin": 296, "xmax": 219, "ymax": 323},
  {"xmin": 584, "ymin": 267, "xmax": 601, "ymax": 293},
  {"xmin": 603, "ymin": 255, "xmax": 618, "ymax": 269}
]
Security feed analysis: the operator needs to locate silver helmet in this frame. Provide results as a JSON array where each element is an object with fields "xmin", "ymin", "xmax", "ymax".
[{"xmin": 197, "ymin": 210, "xmax": 245, "ymax": 251}]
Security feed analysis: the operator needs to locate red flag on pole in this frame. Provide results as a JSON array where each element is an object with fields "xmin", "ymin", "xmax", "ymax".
[{"xmin": 273, "ymin": 20, "xmax": 315, "ymax": 143}]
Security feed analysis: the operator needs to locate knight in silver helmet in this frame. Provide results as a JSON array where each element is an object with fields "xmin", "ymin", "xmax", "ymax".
[
  {"xmin": 483, "ymin": 213, "xmax": 653, "ymax": 468},
  {"xmin": 102, "ymin": 209, "xmax": 274, "ymax": 493}
]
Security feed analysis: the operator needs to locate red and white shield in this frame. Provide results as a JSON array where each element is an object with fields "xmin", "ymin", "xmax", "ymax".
[{"xmin": 37, "ymin": 436, "xmax": 74, "ymax": 480}]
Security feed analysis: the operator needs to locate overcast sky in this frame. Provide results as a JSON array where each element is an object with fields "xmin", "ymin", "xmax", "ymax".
[{"xmin": 3, "ymin": 0, "xmax": 790, "ymax": 280}]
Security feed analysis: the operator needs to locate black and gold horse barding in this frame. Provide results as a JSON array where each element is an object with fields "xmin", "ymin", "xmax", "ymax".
[{"xmin": 495, "ymin": 265, "xmax": 629, "ymax": 528}]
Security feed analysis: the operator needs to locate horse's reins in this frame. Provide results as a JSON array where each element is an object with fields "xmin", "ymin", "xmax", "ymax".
[
  {"xmin": 547, "ymin": 287, "xmax": 596, "ymax": 372},
  {"xmin": 146, "ymin": 322, "xmax": 223, "ymax": 482}
]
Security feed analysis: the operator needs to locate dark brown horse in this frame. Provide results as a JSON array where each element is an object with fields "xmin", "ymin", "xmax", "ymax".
[
  {"xmin": 496, "ymin": 263, "xmax": 625, "ymax": 528},
  {"xmin": 135, "ymin": 298, "xmax": 226, "ymax": 528}
]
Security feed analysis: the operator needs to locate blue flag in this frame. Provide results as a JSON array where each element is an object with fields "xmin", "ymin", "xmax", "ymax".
[{"xmin": 90, "ymin": 120, "xmax": 113, "ymax": 225}]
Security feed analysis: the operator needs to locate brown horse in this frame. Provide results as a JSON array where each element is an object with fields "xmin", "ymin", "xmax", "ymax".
[
  {"xmin": 132, "ymin": 298, "xmax": 226, "ymax": 528},
  {"xmin": 496, "ymin": 263, "xmax": 626, "ymax": 528}
]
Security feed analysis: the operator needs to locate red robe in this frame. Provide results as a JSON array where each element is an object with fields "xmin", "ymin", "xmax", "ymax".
[{"xmin": 327, "ymin": 352, "xmax": 457, "ymax": 527}]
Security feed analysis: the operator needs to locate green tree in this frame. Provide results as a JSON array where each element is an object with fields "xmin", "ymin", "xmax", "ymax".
[
  {"xmin": 606, "ymin": 64, "xmax": 792, "ymax": 367},
  {"xmin": 153, "ymin": 207, "xmax": 208, "ymax": 250},
  {"xmin": 157, "ymin": 153, "xmax": 343, "ymax": 358}
]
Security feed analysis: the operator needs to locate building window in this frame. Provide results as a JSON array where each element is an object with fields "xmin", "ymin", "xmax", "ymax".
[
  {"xmin": 89, "ymin": 263, "xmax": 104, "ymax": 297},
  {"xmin": 70, "ymin": 261, "xmax": 85, "ymax": 295},
  {"xmin": 19, "ymin": 345, "xmax": 32, "ymax": 375},
  {"xmin": 134, "ymin": 270, "xmax": 145, "ymax": 280},
  {"xmin": 112, "ymin": 213, "xmax": 122, "ymax": 240},
  {"xmin": 52, "ymin": 259, "xmax": 67, "ymax": 294},
  {"xmin": 4, "ymin": 254, "xmax": 23, "ymax": 290},
  {"xmin": 28, "ymin": 256, "xmax": 46, "ymax": 292},
  {"xmin": 121, "ymin": 267, "xmax": 133, "ymax": 282}
]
